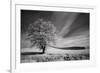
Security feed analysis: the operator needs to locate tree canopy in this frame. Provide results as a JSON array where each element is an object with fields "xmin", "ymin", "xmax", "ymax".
[{"xmin": 26, "ymin": 19, "xmax": 56, "ymax": 52}]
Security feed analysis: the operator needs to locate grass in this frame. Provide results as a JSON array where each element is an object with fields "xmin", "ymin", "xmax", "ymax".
[{"xmin": 21, "ymin": 53, "xmax": 89, "ymax": 63}]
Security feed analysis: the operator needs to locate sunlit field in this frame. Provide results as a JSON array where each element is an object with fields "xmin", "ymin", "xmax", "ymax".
[{"xmin": 21, "ymin": 46, "xmax": 89, "ymax": 63}]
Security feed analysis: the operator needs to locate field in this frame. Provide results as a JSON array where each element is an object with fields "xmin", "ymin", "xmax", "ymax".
[
  {"xmin": 21, "ymin": 45, "xmax": 89, "ymax": 63},
  {"xmin": 21, "ymin": 53, "xmax": 89, "ymax": 63}
]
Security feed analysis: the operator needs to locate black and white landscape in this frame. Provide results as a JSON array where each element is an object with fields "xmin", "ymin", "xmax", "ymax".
[{"xmin": 21, "ymin": 10, "xmax": 90, "ymax": 63}]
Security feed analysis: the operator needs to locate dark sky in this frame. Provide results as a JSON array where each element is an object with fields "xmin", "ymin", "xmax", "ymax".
[
  {"xmin": 21, "ymin": 10, "xmax": 89, "ymax": 37},
  {"xmin": 21, "ymin": 10, "xmax": 53, "ymax": 34},
  {"xmin": 21, "ymin": 10, "xmax": 89, "ymax": 48}
]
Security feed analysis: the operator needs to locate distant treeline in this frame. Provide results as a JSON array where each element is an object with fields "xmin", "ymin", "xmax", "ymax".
[{"xmin": 21, "ymin": 46, "xmax": 87, "ymax": 55}]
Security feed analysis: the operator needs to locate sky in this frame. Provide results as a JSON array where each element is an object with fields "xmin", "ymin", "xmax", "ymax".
[{"xmin": 21, "ymin": 10, "xmax": 89, "ymax": 49}]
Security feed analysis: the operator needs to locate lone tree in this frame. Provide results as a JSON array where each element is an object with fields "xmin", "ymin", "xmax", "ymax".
[{"xmin": 26, "ymin": 19, "xmax": 56, "ymax": 54}]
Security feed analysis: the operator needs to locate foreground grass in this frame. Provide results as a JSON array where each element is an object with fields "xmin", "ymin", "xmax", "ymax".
[{"xmin": 21, "ymin": 53, "xmax": 89, "ymax": 63}]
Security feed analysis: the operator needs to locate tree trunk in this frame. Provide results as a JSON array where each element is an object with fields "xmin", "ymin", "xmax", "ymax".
[{"xmin": 42, "ymin": 48, "xmax": 45, "ymax": 54}]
